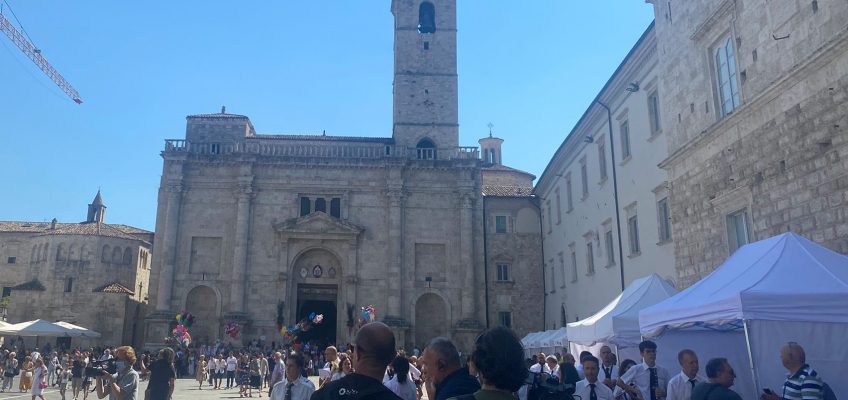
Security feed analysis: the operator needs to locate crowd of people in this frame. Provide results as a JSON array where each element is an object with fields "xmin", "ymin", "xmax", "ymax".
[{"xmin": 0, "ymin": 328, "xmax": 836, "ymax": 400}]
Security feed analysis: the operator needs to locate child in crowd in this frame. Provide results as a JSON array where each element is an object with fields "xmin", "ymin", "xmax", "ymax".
[{"xmin": 58, "ymin": 366, "xmax": 71, "ymax": 400}]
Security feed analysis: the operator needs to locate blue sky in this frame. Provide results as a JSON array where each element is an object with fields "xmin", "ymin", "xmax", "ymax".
[{"xmin": 0, "ymin": 1, "xmax": 655, "ymax": 231}]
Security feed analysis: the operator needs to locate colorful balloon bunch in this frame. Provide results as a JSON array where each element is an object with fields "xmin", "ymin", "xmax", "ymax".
[
  {"xmin": 359, "ymin": 305, "xmax": 376, "ymax": 327},
  {"xmin": 175, "ymin": 311, "xmax": 195, "ymax": 328},
  {"xmin": 171, "ymin": 324, "xmax": 192, "ymax": 346},
  {"xmin": 224, "ymin": 320, "xmax": 241, "ymax": 338},
  {"xmin": 280, "ymin": 312, "xmax": 324, "ymax": 344}
]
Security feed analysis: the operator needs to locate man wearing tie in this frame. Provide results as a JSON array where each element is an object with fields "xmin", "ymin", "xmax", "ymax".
[
  {"xmin": 666, "ymin": 350, "xmax": 706, "ymax": 400},
  {"xmin": 270, "ymin": 352, "xmax": 314, "ymax": 400},
  {"xmin": 616, "ymin": 340, "xmax": 670, "ymax": 400},
  {"xmin": 598, "ymin": 346, "xmax": 618, "ymax": 389},
  {"xmin": 576, "ymin": 356, "xmax": 614, "ymax": 400}
]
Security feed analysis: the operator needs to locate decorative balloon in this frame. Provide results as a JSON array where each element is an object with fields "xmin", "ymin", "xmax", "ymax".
[
  {"xmin": 280, "ymin": 311, "xmax": 324, "ymax": 345},
  {"xmin": 358, "ymin": 305, "xmax": 377, "ymax": 328},
  {"xmin": 224, "ymin": 320, "xmax": 241, "ymax": 338}
]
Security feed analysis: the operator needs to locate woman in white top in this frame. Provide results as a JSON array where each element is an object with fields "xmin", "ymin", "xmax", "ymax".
[
  {"xmin": 330, "ymin": 355, "xmax": 352, "ymax": 382},
  {"xmin": 384, "ymin": 356, "xmax": 416, "ymax": 400},
  {"xmin": 31, "ymin": 358, "xmax": 47, "ymax": 400}
]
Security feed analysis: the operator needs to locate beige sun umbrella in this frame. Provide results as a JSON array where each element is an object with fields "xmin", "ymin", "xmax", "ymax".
[{"xmin": 54, "ymin": 321, "xmax": 102, "ymax": 338}]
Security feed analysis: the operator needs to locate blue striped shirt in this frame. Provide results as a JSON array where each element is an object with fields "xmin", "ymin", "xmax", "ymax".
[{"xmin": 782, "ymin": 364, "xmax": 823, "ymax": 400}]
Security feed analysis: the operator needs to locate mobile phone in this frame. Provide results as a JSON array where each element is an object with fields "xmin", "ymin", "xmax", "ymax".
[{"xmin": 763, "ymin": 388, "xmax": 774, "ymax": 395}]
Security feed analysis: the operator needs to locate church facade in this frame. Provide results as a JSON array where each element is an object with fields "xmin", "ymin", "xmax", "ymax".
[{"xmin": 145, "ymin": 0, "xmax": 542, "ymax": 352}]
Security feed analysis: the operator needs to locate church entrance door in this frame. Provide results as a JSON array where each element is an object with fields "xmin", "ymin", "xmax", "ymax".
[
  {"xmin": 296, "ymin": 284, "xmax": 338, "ymax": 345},
  {"xmin": 185, "ymin": 285, "xmax": 218, "ymax": 344},
  {"xmin": 414, "ymin": 293, "xmax": 448, "ymax": 349}
]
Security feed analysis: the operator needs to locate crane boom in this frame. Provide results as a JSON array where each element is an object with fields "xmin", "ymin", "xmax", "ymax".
[{"xmin": 0, "ymin": 11, "xmax": 82, "ymax": 104}]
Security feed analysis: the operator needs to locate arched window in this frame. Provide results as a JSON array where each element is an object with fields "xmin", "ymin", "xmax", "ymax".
[
  {"xmin": 41, "ymin": 243, "xmax": 48, "ymax": 261},
  {"xmin": 102, "ymin": 245, "xmax": 111, "ymax": 263},
  {"xmin": 67, "ymin": 244, "xmax": 77, "ymax": 261},
  {"xmin": 31, "ymin": 245, "xmax": 37, "ymax": 263},
  {"xmin": 112, "ymin": 246, "xmax": 123, "ymax": 264},
  {"xmin": 330, "ymin": 198, "xmax": 341, "ymax": 218},
  {"xmin": 56, "ymin": 243, "xmax": 66, "ymax": 261},
  {"xmin": 418, "ymin": 2, "xmax": 436, "ymax": 34},
  {"xmin": 80, "ymin": 245, "xmax": 89, "ymax": 262},
  {"xmin": 315, "ymin": 198, "xmax": 327, "ymax": 213},
  {"xmin": 416, "ymin": 139, "xmax": 437, "ymax": 160},
  {"xmin": 123, "ymin": 247, "xmax": 133, "ymax": 265}
]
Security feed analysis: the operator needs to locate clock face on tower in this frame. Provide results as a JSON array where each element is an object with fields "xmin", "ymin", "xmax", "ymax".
[{"xmin": 300, "ymin": 267, "xmax": 308, "ymax": 279}]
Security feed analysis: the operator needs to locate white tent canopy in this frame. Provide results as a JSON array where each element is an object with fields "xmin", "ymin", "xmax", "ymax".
[
  {"xmin": 568, "ymin": 273, "xmax": 677, "ymax": 348},
  {"xmin": 0, "ymin": 319, "xmax": 78, "ymax": 337},
  {"xmin": 640, "ymin": 232, "xmax": 848, "ymax": 335},
  {"xmin": 55, "ymin": 321, "xmax": 102, "ymax": 338},
  {"xmin": 639, "ymin": 232, "xmax": 848, "ymax": 399},
  {"xmin": 539, "ymin": 327, "xmax": 567, "ymax": 349}
]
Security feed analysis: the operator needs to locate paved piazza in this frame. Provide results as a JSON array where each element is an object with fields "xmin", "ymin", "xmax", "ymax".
[{"xmin": 0, "ymin": 377, "xmax": 428, "ymax": 400}]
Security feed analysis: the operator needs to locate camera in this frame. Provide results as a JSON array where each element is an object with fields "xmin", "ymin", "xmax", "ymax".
[{"xmin": 85, "ymin": 359, "xmax": 118, "ymax": 378}]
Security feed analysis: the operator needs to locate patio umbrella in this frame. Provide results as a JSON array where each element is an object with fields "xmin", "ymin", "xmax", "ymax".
[
  {"xmin": 54, "ymin": 321, "xmax": 102, "ymax": 338},
  {"xmin": 0, "ymin": 319, "xmax": 76, "ymax": 337}
]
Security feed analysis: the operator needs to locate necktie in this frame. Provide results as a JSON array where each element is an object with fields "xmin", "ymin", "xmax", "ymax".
[
  {"xmin": 604, "ymin": 366, "xmax": 612, "ymax": 379},
  {"xmin": 689, "ymin": 378, "xmax": 696, "ymax": 390},
  {"xmin": 649, "ymin": 368, "xmax": 658, "ymax": 400},
  {"xmin": 589, "ymin": 383, "xmax": 598, "ymax": 400},
  {"xmin": 285, "ymin": 382, "xmax": 294, "ymax": 400}
]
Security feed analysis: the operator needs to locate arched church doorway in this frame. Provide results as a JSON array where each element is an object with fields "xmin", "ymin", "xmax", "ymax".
[
  {"xmin": 185, "ymin": 286, "xmax": 217, "ymax": 345},
  {"xmin": 297, "ymin": 299, "xmax": 337, "ymax": 346},
  {"xmin": 414, "ymin": 293, "xmax": 448, "ymax": 349},
  {"xmin": 292, "ymin": 248, "xmax": 342, "ymax": 345}
]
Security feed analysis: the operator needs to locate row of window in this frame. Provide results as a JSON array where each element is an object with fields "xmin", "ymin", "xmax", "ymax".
[
  {"xmin": 548, "ymin": 197, "xmax": 672, "ymax": 288},
  {"xmin": 26, "ymin": 243, "xmax": 136, "ymax": 265},
  {"xmin": 546, "ymin": 93, "xmax": 662, "ymax": 230},
  {"xmin": 300, "ymin": 197, "xmax": 342, "ymax": 218}
]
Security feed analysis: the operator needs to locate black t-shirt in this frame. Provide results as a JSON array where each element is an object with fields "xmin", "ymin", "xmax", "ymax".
[
  {"xmin": 691, "ymin": 383, "xmax": 743, "ymax": 400},
  {"xmin": 147, "ymin": 360, "xmax": 176, "ymax": 400},
  {"xmin": 311, "ymin": 373, "xmax": 403, "ymax": 400},
  {"xmin": 71, "ymin": 360, "xmax": 84, "ymax": 378}
]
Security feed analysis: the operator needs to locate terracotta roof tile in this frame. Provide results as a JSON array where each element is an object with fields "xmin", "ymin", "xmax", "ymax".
[
  {"xmin": 0, "ymin": 221, "xmax": 151, "ymax": 241},
  {"xmin": 482, "ymin": 185, "xmax": 535, "ymax": 197},
  {"xmin": 93, "ymin": 282, "xmax": 134, "ymax": 295}
]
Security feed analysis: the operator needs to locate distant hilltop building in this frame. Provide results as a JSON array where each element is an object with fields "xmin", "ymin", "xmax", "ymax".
[
  {"xmin": 145, "ymin": 0, "xmax": 542, "ymax": 351},
  {"xmin": 0, "ymin": 191, "xmax": 153, "ymax": 347}
]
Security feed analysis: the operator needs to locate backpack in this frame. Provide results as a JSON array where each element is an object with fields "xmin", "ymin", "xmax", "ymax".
[{"xmin": 822, "ymin": 382, "xmax": 837, "ymax": 400}]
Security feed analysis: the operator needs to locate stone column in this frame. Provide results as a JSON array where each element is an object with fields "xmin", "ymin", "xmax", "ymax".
[
  {"xmin": 230, "ymin": 178, "xmax": 253, "ymax": 314},
  {"xmin": 156, "ymin": 181, "xmax": 183, "ymax": 311},
  {"xmin": 459, "ymin": 192, "xmax": 476, "ymax": 319},
  {"xmin": 386, "ymin": 188, "xmax": 404, "ymax": 317}
]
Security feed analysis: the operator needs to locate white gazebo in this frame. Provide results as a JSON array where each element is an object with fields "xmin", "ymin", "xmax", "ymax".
[
  {"xmin": 640, "ymin": 232, "xmax": 848, "ymax": 399},
  {"xmin": 567, "ymin": 273, "xmax": 677, "ymax": 363}
]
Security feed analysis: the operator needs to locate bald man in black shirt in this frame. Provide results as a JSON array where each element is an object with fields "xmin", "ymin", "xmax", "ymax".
[{"xmin": 311, "ymin": 322, "xmax": 402, "ymax": 400}]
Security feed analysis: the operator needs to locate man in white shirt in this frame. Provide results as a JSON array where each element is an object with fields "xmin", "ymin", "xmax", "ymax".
[
  {"xmin": 269, "ymin": 352, "xmax": 286, "ymax": 395},
  {"xmin": 598, "ymin": 346, "xmax": 618, "ymax": 389},
  {"xmin": 270, "ymin": 352, "xmax": 315, "ymax": 400},
  {"xmin": 575, "ymin": 356, "xmax": 614, "ymax": 400},
  {"xmin": 319, "ymin": 346, "xmax": 340, "ymax": 386},
  {"xmin": 666, "ymin": 349, "xmax": 706, "ymax": 400},
  {"xmin": 226, "ymin": 352, "xmax": 238, "ymax": 388},
  {"xmin": 616, "ymin": 340, "xmax": 670, "ymax": 400},
  {"xmin": 529, "ymin": 353, "xmax": 551, "ymax": 374}
]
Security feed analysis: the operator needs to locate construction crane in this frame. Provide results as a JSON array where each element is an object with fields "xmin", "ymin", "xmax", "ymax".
[{"xmin": 0, "ymin": 6, "xmax": 82, "ymax": 104}]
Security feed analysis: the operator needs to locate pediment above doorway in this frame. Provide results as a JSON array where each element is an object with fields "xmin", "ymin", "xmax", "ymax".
[{"xmin": 274, "ymin": 212, "xmax": 364, "ymax": 240}]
